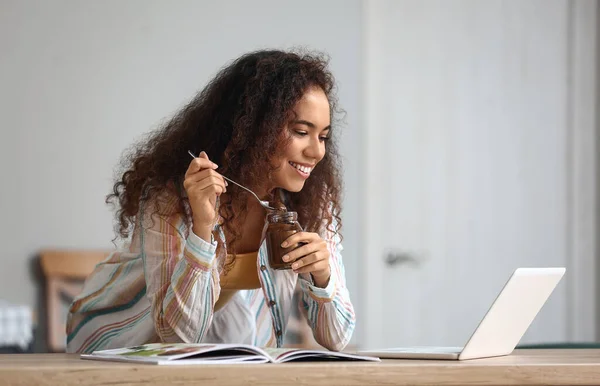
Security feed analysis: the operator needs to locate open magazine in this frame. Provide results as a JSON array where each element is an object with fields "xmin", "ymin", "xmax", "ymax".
[{"xmin": 80, "ymin": 343, "xmax": 381, "ymax": 365}]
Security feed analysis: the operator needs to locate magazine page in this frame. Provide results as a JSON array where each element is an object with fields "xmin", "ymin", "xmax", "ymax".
[
  {"xmin": 81, "ymin": 343, "xmax": 267, "ymax": 364},
  {"xmin": 259, "ymin": 347, "xmax": 381, "ymax": 363}
]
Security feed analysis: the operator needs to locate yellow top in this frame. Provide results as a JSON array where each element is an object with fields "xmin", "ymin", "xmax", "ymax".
[{"xmin": 214, "ymin": 251, "xmax": 261, "ymax": 311}]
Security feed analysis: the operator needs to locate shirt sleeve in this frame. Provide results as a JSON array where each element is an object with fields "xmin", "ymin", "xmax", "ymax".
[
  {"xmin": 297, "ymin": 226, "xmax": 356, "ymax": 351},
  {"xmin": 140, "ymin": 202, "xmax": 222, "ymax": 343}
]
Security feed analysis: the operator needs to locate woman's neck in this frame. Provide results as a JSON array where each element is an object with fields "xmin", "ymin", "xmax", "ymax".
[
  {"xmin": 255, "ymin": 186, "xmax": 274, "ymax": 202},
  {"xmin": 222, "ymin": 196, "xmax": 266, "ymax": 254}
]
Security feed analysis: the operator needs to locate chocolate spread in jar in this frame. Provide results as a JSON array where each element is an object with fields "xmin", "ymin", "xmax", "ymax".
[{"xmin": 265, "ymin": 210, "xmax": 302, "ymax": 270}]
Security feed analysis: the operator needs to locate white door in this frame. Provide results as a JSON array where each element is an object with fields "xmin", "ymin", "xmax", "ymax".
[{"xmin": 361, "ymin": 0, "xmax": 594, "ymax": 349}]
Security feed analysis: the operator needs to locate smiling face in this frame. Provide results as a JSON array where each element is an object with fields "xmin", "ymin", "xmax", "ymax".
[{"xmin": 269, "ymin": 86, "xmax": 331, "ymax": 193}]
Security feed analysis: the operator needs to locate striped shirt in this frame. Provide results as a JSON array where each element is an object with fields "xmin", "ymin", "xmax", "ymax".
[{"xmin": 66, "ymin": 196, "xmax": 355, "ymax": 353}]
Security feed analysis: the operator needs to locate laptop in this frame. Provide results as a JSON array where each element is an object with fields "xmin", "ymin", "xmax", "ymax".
[{"xmin": 358, "ymin": 267, "xmax": 566, "ymax": 360}]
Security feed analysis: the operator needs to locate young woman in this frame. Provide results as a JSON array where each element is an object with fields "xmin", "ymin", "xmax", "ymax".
[{"xmin": 66, "ymin": 49, "xmax": 355, "ymax": 353}]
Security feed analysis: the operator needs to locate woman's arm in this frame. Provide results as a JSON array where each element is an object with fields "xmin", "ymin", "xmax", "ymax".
[
  {"xmin": 141, "ymin": 207, "xmax": 221, "ymax": 343},
  {"xmin": 297, "ymin": 230, "xmax": 356, "ymax": 351}
]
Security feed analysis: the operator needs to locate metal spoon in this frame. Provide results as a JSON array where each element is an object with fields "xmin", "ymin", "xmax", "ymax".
[{"xmin": 188, "ymin": 150, "xmax": 280, "ymax": 212}]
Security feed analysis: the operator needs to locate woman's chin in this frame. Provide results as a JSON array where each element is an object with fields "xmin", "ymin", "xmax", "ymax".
[{"xmin": 281, "ymin": 181, "xmax": 305, "ymax": 193}]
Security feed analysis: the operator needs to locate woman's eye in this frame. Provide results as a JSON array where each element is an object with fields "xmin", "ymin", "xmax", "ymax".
[
  {"xmin": 294, "ymin": 130, "xmax": 308, "ymax": 137},
  {"xmin": 319, "ymin": 136, "xmax": 330, "ymax": 142}
]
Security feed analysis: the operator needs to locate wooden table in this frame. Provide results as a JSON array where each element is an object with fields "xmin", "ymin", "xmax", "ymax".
[{"xmin": 1, "ymin": 349, "xmax": 599, "ymax": 386}]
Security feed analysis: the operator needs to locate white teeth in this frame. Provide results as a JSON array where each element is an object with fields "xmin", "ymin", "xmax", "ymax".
[{"xmin": 289, "ymin": 161, "xmax": 312, "ymax": 174}]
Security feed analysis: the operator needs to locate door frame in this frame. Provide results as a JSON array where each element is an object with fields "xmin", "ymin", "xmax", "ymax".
[
  {"xmin": 566, "ymin": 0, "xmax": 598, "ymax": 342},
  {"xmin": 359, "ymin": 0, "xmax": 598, "ymax": 348}
]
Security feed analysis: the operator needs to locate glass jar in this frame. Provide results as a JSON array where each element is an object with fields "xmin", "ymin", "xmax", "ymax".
[{"xmin": 265, "ymin": 211, "xmax": 303, "ymax": 270}]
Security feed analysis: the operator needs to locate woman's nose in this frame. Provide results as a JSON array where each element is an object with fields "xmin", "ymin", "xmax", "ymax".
[{"xmin": 304, "ymin": 137, "xmax": 324, "ymax": 160}]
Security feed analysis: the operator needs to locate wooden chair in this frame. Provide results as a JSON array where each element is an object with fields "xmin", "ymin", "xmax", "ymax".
[{"xmin": 39, "ymin": 250, "xmax": 109, "ymax": 352}]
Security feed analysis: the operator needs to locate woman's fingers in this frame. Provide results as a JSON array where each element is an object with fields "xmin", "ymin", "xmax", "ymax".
[
  {"xmin": 293, "ymin": 257, "xmax": 329, "ymax": 274},
  {"xmin": 185, "ymin": 151, "xmax": 218, "ymax": 178},
  {"xmin": 281, "ymin": 231, "xmax": 320, "ymax": 248},
  {"xmin": 282, "ymin": 240, "xmax": 322, "ymax": 263},
  {"xmin": 184, "ymin": 169, "xmax": 227, "ymax": 190},
  {"xmin": 187, "ymin": 175, "xmax": 227, "ymax": 194},
  {"xmin": 290, "ymin": 252, "xmax": 326, "ymax": 270}
]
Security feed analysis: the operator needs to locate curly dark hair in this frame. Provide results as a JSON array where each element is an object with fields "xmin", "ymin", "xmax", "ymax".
[{"xmin": 107, "ymin": 49, "xmax": 343, "ymax": 258}]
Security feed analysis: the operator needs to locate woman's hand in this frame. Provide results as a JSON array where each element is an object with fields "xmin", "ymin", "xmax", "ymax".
[
  {"xmin": 281, "ymin": 232, "xmax": 331, "ymax": 288},
  {"xmin": 184, "ymin": 151, "xmax": 227, "ymax": 242}
]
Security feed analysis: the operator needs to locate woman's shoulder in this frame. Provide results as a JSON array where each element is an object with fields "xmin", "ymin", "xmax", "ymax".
[{"xmin": 139, "ymin": 187, "xmax": 190, "ymax": 234}]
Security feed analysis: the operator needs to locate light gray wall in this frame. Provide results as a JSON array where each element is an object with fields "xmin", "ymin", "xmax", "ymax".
[{"xmin": 0, "ymin": 0, "xmax": 362, "ymax": 343}]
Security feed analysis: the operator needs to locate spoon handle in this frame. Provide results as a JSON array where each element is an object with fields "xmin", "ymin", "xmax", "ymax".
[{"xmin": 187, "ymin": 150, "xmax": 271, "ymax": 209}]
